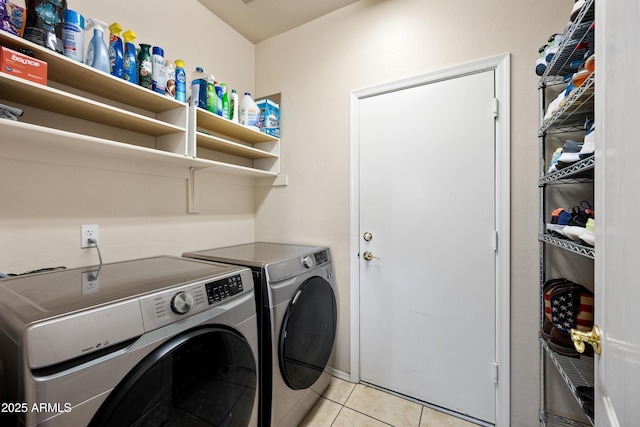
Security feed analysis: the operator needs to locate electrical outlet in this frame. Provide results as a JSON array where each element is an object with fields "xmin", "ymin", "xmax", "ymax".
[
  {"xmin": 82, "ymin": 271, "xmax": 100, "ymax": 294},
  {"xmin": 81, "ymin": 224, "xmax": 99, "ymax": 248}
]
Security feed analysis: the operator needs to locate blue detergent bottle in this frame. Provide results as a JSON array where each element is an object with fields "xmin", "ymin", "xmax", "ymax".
[
  {"xmin": 85, "ymin": 18, "xmax": 110, "ymax": 73},
  {"xmin": 123, "ymin": 30, "xmax": 137, "ymax": 84},
  {"xmin": 108, "ymin": 22, "xmax": 124, "ymax": 79}
]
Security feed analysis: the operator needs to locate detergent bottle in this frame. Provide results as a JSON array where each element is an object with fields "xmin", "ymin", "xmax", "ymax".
[
  {"xmin": 108, "ymin": 22, "xmax": 124, "ymax": 78},
  {"xmin": 85, "ymin": 18, "xmax": 110, "ymax": 73},
  {"xmin": 123, "ymin": 30, "xmax": 137, "ymax": 84}
]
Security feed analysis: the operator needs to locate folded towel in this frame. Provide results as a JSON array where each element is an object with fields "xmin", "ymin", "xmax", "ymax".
[{"xmin": 0, "ymin": 102, "xmax": 23, "ymax": 121}]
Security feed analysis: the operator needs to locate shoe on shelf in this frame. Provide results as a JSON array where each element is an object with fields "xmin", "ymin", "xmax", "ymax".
[
  {"xmin": 579, "ymin": 120, "xmax": 595, "ymax": 159},
  {"xmin": 585, "ymin": 54, "xmax": 595, "ymax": 73},
  {"xmin": 580, "ymin": 218, "xmax": 595, "ymax": 246},
  {"xmin": 545, "ymin": 33, "xmax": 565, "ymax": 63},
  {"xmin": 547, "ymin": 283, "xmax": 594, "ymax": 357},
  {"xmin": 563, "ymin": 203, "xmax": 594, "ymax": 241},
  {"xmin": 546, "ymin": 208, "xmax": 572, "ymax": 237},
  {"xmin": 536, "ymin": 45, "xmax": 549, "ymax": 76},
  {"xmin": 543, "ymin": 91, "xmax": 565, "ymax": 122},
  {"xmin": 547, "ymin": 147, "xmax": 563, "ymax": 173},
  {"xmin": 556, "ymin": 140, "xmax": 584, "ymax": 169},
  {"xmin": 570, "ymin": 0, "xmax": 586, "ymax": 22},
  {"xmin": 542, "ymin": 278, "xmax": 574, "ymax": 340}
]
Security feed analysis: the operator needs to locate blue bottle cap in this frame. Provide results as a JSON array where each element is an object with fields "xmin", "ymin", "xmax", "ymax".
[
  {"xmin": 152, "ymin": 46, "xmax": 164, "ymax": 56},
  {"xmin": 64, "ymin": 10, "xmax": 84, "ymax": 29}
]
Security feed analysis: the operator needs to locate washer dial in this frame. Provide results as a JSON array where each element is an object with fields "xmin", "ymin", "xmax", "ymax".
[{"xmin": 171, "ymin": 291, "xmax": 195, "ymax": 315}]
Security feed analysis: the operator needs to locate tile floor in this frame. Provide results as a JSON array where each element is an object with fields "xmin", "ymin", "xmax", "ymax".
[{"xmin": 300, "ymin": 377, "xmax": 480, "ymax": 427}]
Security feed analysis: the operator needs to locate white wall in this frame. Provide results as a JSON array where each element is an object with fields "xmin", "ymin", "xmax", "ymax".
[
  {"xmin": 254, "ymin": 0, "xmax": 572, "ymax": 425},
  {"xmin": 0, "ymin": 0, "xmax": 257, "ymax": 272}
]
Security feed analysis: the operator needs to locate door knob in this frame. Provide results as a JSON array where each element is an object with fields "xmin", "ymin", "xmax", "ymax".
[
  {"xmin": 363, "ymin": 251, "xmax": 378, "ymax": 261},
  {"xmin": 570, "ymin": 325, "xmax": 602, "ymax": 355},
  {"xmin": 363, "ymin": 232, "xmax": 373, "ymax": 241}
]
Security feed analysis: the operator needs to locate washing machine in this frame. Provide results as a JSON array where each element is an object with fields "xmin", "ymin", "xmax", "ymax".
[
  {"xmin": 0, "ymin": 256, "xmax": 259, "ymax": 427},
  {"xmin": 183, "ymin": 243, "xmax": 337, "ymax": 427}
]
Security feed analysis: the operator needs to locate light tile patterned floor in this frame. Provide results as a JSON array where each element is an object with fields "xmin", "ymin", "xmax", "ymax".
[{"xmin": 300, "ymin": 377, "xmax": 480, "ymax": 427}]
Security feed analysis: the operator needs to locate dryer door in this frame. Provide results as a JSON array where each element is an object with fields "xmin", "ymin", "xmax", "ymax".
[
  {"xmin": 89, "ymin": 326, "xmax": 256, "ymax": 427},
  {"xmin": 279, "ymin": 276, "xmax": 337, "ymax": 390}
]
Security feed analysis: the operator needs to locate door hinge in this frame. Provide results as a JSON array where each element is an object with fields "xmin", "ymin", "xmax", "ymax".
[
  {"xmin": 492, "ymin": 98, "xmax": 499, "ymax": 119},
  {"xmin": 493, "ymin": 362, "xmax": 499, "ymax": 384}
]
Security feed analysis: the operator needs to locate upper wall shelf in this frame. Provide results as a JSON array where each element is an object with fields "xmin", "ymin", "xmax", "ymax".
[{"xmin": 0, "ymin": 30, "xmax": 284, "ymax": 212}]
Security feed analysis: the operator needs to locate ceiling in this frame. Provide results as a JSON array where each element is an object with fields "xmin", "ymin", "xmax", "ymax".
[{"xmin": 198, "ymin": 0, "xmax": 360, "ymax": 44}]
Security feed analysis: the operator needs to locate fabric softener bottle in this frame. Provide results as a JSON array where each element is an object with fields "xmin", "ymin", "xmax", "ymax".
[
  {"xmin": 108, "ymin": 22, "xmax": 124, "ymax": 79},
  {"xmin": 123, "ymin": 30, "xmax": 137, "ymax": 84}
]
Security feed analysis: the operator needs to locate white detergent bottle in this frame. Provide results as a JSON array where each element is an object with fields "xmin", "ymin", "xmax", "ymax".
[
  {"xmin": 240, "ymin": 92, "xmax": 260, "ymax": 131},
  {"xmin": 85, "ymin": 18, "xmax": 110, "ymax": 73}
]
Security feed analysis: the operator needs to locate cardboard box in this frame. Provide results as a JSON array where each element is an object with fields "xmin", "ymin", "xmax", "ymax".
[
  {"xmin": 0, "ymin": 46, "xmax": 47, "ymax": 85},
  {"xmin": 256, "ymin": 98, "xmax": 280, "ymax": 138}
]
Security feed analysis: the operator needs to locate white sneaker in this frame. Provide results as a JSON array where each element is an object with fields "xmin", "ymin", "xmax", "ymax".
[
  {"xmin": 563, "ymin": 225, "xmax": 586, "ymax": 242},
  {"xmin": 579, "ymin": 218, "xmax": 595, "ymax": 246},
  {"xmin": 579, "ymin": 121, "xmax": 595, "ymax": 159}
]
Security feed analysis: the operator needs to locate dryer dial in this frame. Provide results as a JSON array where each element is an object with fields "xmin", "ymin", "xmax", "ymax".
[
  {"xmin": 302, "ymin": 255, "xmax": 315, "ymax": 269},
  {"xmin": 171, "ymin": 291, "xmax": 195, "ymax": 315}
]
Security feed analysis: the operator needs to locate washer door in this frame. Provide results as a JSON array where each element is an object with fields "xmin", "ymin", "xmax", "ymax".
[
  {"xmin": 279, "ymin": 276, "xmax": 337, "ymax": 390},
  {"xmin": 89, "ymin": 326, "xmax": 256, "ymax": 427}
]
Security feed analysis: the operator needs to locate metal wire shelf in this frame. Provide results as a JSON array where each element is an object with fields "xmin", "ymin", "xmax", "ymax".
[
  {"xmin": 540, "ymin": 0, "xmax": 595, "ymax": 84},
  {"xmin": 540, "ymin": 337, "xmax": 595, "ymax": 426},
  {"xmin": 540, "ymin": 74, "xmax": 595, "ymax": 136},
  {"xmin": 540, "ymin": 156, "xmax": 594, "ymax": 186},
  {"xmin": 539, "ymin": 234, "xmax": 595, "ymax": 259},
  {"xmin": 540, "ymin": 412, "xmax": 592, "ymax": 427}
]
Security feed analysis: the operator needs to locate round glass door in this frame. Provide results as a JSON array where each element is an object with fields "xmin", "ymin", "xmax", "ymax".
[
  {"xmin": 279, "ymin": 276, "xmax": 337, "ymax": 390},
  {"xmin": 89, "ymin": 327, "xmax": 256, "ymax": 427}
]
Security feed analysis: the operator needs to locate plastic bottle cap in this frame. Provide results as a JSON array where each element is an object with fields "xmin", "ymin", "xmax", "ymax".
[
  {"xmin": 109, "ymin": 22, "xmax": 123, "ymax": 35},
  {"xmin": 123, "ymin": 30, "xmax": 136, "ymax": 43},
  {"xmin": 152, "ymin": 46, "xmax": 164, "ymax": 56},
  {"xmin": 64, "ymin": 10, "xmax": 84, "ymax": 29},
  {"xmin": 196, "ymin": 67, "xmax": 204, "ymax": 72},
  {"xmin": 175, "ymin": 59, "xmax": 184, "ymax": 67},
  {"xmin": 245, "ymin": 92, "xmax": 251, "ymax": 95}
]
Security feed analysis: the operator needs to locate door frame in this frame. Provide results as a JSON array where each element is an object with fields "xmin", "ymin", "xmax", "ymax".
[{"xmin": 349, "ymin": 53, "xmax": 511, "ymax": 426}]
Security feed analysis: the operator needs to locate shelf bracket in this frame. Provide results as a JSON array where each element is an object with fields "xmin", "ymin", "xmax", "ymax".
[{"xmin": 188, "ymin": 167, "xmax": 206, "ymax": 214}]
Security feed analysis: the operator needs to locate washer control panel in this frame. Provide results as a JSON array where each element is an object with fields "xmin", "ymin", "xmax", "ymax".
[
  {"xmin": 139, "ymin": 271, "xmax": 249, "ymax": 331},
  {"xmin": 205, "ymin": 274, "xmax": 243, "ymax": 304}
]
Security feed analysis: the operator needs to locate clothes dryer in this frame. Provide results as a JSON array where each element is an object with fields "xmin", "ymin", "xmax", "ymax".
[
  {"xmin": 183, "ymin": 243, "xmax": 337, "ymax": 427},
  {"xmin": 0, "ymin": 256, "xmax": 259, "ymax": 427}
]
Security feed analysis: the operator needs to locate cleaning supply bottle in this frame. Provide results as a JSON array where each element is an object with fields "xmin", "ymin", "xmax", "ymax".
[
  {"xmin": 137, "ymin": 44, "xmax": 152, "ymax": 89},
  {"xmin": 151, "ymin": 46, "xmax": 166, "ymax": 94},
  {"xmin": 165, "ymin": 59, "xmax": 176, "ymax": 98},
  {"xmin": 206, "ymin": 73, "xmax": 216, "ymax": 113},
  {"xmin": 62, "ymin": 9, "xmax": 84, "ymax": 62},
  {"xmin": 190, "ymin": 67, "xmax": 207, "ymax": 109},
  {"xmin": 174, "ymin": 60, "xmax": 186, "ymax": 102},
  {"xmin": 230, "ymin": 89, "xmax": 239, "ymax": 123},
  {"xmin": 214, "ymin": 82, "xmax": 223, "ymax": 116},
  {"xmin": 221, "ymin": 83, "xmax": 230, "ymax": 119},
  {"xmin": 240, "ymin": 92, "xmax": 259, "ymax": 131},
  {"xmin": 108, "ymin": 22, "xmax": 124, "ymax": 79},
  {"xmin": 123, "ymin": 30, "xmax": 137, "ymax": 84},
  {"xmin": 85, "ymin": 18, "xmax": 110, "ymax": 73}
]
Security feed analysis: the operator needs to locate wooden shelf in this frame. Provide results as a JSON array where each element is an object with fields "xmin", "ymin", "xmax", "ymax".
[
  {"xmin": 0, "ymin": 73, "xmax": 184, "ymax": 136},
  {"xmin": 0, "ymin": 30, "xmax": 183, "ymax": 113},
  {"xmin": 196, "ymin": 132, "xmax": 279, "ymax": 159},
  {"xmin": 195, "ymin": 107, "xmax": 279, "ymax": 144}
]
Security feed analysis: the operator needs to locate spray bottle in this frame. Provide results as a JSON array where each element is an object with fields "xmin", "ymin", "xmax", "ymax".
[
  {"xmin": 85, "ymin": 18, "xmax": 110, "ymax": 73},
  {"xmin": 108, "ymin": 22, "xmax": 124, "ymax": 78},
  {"xmin": 123, "ymin": 30, "xmax": 137, "ymax": 84},
  {"xmin": 174, "ymin": 60, "xmax": 186, "ymax": 102}
]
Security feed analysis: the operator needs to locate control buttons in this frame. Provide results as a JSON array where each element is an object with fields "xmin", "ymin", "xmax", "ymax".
[
  {"xmin": 171, "ymin": 291, "xmax": 195, "ymax": 315},
  {"xmin": 205, "ymin": 274, "xmax": 244, "ymax": 305},
  {"xmin": 302, "ymin": 256, "xmax": 315, "ymax": 269}
]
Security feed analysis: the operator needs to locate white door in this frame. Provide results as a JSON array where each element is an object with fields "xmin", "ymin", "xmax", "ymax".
[
  {"xmin": 594, "ymin": 1, "xmax": 640, "ymax": 425},
  {"xmin": 358, "ymin": 70, "xmax": 497, "ymax": 424}
]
